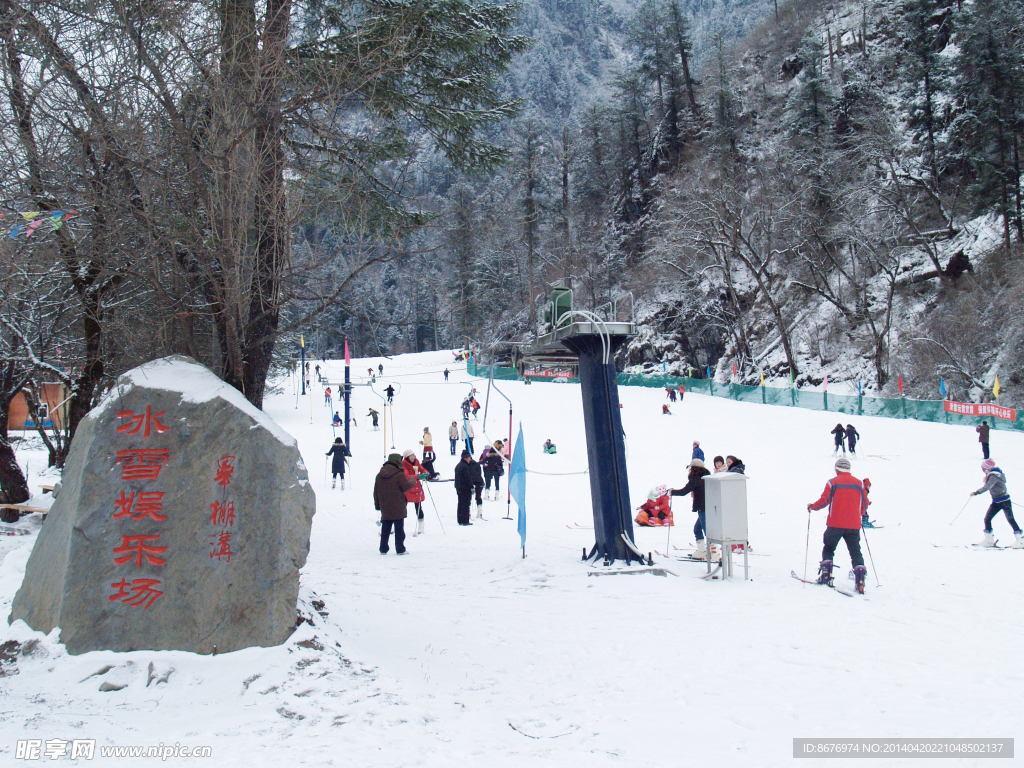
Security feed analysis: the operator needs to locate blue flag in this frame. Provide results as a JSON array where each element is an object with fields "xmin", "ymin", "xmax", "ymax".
[
  {"xmin": 509, "ymin": 424, "xmax": 527, "ymax": 549},
  {"xmin": 706, "ymin": 365, "xmax": 711, "ymax": 379},
  {"xmin": 858, "ymin": 379, "xmax": 862, "ymax": 396},
  {"xmin": 940, "ymin": 377, "xmax": 946, "ymax": 398}
]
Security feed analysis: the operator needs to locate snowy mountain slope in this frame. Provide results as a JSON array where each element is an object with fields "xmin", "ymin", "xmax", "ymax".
[{"xmin": 2, "ymin": 350, "xmax": 1022, "ymax": 766}]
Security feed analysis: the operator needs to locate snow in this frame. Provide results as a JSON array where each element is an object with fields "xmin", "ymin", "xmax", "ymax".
[{"xmin": 3, "ymin": 349, "xmax": 1023, "ymax": 766}]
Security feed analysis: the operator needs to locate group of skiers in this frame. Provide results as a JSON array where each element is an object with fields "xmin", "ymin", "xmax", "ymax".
[
  {"xmin": 654, "ymin": 441, "xmax": 746, "ymax": 561},
  {"xmin": 830, "ymin": 423, "xmax": 860, "ymax": 455}
]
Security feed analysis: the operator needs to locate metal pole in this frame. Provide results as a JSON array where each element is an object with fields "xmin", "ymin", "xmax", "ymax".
[
  {"xmin": 344, "ymin": 336, "xmax": 351, "ymax": 448},
  {"xmin": 803, "ymin": 510, "xmax": 812, "ymax": 583},
  {"xmin": 423, "ymin": 482, "xmax": 445, "ymax": 534},
  {"xmin": 950, "ymin": 496, "xmax": 973, "ymax": 525},
  {"xmin": 301, "ymin": 336, "xmax": 306, "ymax": 395},
  {"xmin": 862, "ymin": 527, "xmax": 881, "ymax": 586}
]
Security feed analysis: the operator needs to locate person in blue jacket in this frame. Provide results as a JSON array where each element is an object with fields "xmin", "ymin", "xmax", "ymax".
[{"xmin": 691, "ymin": 441, "xmax": 705, "ymax": 462}]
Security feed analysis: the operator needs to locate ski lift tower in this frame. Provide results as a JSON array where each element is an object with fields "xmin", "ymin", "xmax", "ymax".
[{"xmin": 530, "ymin": 287, "xmax": 638, "ymax": 563}]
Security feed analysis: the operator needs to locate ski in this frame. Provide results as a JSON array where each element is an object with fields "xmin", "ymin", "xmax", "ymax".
[
  {"xmin": 931, "ymin": 543, "xmax": 1005, "ymax": 549},
  {"xmin": 567, "ymin": 524, "xmax": 593, "ymax": 530},
  {"xmin": 790, "ymin": 570, "xmax": 854, "ymax": 597}
]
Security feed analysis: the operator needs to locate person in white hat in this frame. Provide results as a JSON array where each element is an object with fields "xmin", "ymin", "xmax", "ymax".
[{"xmin": 807, "ymin": 457, "xmax": 868, "ymax": 592}]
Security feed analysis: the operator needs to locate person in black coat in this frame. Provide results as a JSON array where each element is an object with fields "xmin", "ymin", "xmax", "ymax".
[
  {"xmin": 845, "ymin": 424, "xmax": 860, "ymax": 456},
  {"xmin": 671, "ymin": 458, "xmax": 712, "ymax": 559},
  {"xmin": 831, "ymin": 423, "xmax": 846, "ymax": 455},
  {"xmin": 453, "ymin": 450, "xmax": 485, "ymax": 524},
  {"xmin": 726, "ymin": 455, "xmax": 746, "ymax": 474},
  {"xmin": 326, "ymin": 437, "xmax": 351, "ymax": 489},
  {"xmin": 481, "ymin": 442, "xmax": 505, "ymax": 500}
]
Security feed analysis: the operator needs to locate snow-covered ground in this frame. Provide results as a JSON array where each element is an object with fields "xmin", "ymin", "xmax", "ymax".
[{"xmin": 3, "ymin": 350, "xmax": 1022, "ymax": 766}]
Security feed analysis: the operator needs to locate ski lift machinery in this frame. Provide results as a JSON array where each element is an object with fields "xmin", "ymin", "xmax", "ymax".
[{"xmin": 528, "ymin": 287, "xmax": 639, "ymax": 564}]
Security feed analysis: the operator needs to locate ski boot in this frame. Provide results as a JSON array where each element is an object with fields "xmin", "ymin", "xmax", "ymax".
[
  {"xmin": 691, "ymin": 540, "xmax": 707, "ymax": 560},
  {"xmin": 853, "ymin": 565, "xmax": 867, "ymax": 594},
  {"xmin": 476, "ymin": 503, "xmax": 484, "ymax": 519},
  {"xmin": 861, "ymin": 515, "xmax": 874, "ymax": 529},
  {"xmin": 977, "ymin": 531, "xmax": 997, "ymax": 547},
  {"xmin": 339, "ymin": 479, "xmax": 345, "ymax": 490},
  {"xmin": 1012, "ymin": 531, "xmax": 1024, "ymax": 549},
  {"xmin": 417, "ymin": 518, "xmax": 425, "ymax": 536},
  {"xmin": 816, "ymin": 560, "xmax": 834, "ymax": 585},
  {"xmin": 331, "ymin": 480, "xmax": 336, "ymax": 489}
]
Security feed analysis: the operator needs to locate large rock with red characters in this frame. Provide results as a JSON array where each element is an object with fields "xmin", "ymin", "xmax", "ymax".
[{"xmin": 9, "ymin": 356, "xmax": 315, "ymax": 655}]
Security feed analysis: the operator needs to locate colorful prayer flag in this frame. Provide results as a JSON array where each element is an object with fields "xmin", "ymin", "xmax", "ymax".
[
  {"xmin": 823, "ymin": 373, "xmax": 828, "ymax": 391},
  {"xmin": 898, "ymin": 374, "xmax": 903, "ymax": 393},
  {"xmin": 993, "ymin": 375, "xmax": 1001, "ymax": 399},
  {"xmin": 940, "ymin": 377, "xmax": 946, "ymax": 398},
  {"xmin": 759, "ymin": 371, "xmax": 764, "ymax": 387},
  {"xmin": 344, "ymin": 338, "xmax": 351, "ymax": 366}
]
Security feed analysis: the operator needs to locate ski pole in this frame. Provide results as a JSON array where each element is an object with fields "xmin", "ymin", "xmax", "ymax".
[
  {"xmin": 423, "ymin": 482, "xmax": 445, "ymax": 535},
  {"xmin": 324, "ymin": 456, "xmax": 328, "ymax": 486},
  {"xmin": 862, "ymin": 527, "xmax": 880, "ymax": 587},
  {"xmin": 949, "ymin": 496, "xmax": 973, "ymax": 525},
  {"xmin": 803, "ymin": 508, "xmax": 812, "ymax": 583}
]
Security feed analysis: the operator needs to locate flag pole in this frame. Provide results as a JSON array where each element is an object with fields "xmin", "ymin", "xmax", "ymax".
[{"xmin": 344, "ymin": 337, "xmax": 351, "ymax": 448}]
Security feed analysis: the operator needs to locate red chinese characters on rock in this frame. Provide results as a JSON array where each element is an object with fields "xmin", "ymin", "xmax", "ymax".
[
  {"xmin": 109, "ymin": 404, "xmax": 171, "ymax": 610},
  {"xmin": 115, "ymin": 449, "xmax": 170, "ymax": 481},
  {"xmin": 214, "ymin": 455, "xmax": 236, "ymax": 489},
  {"xmin": 209, "ymin": 455, "xmax": 238, "ymax": 564},
  {"xmin": 112, "ymin": 534, "xmax": 168, "ymax": 567},
  {"xmin": 108, "ymin": 578, "xmax": 163, "ymax": 610},
  {"xmin": 113, "ymin": 490, "xmax": 167, "ymax": 521},
  {"xmin": 116, "ymin": 405, "xmax": 169, "ymax": 439}
]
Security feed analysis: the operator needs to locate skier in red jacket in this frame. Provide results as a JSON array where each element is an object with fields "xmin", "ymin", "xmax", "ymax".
[{"xmin": 807, "ymin": 457, "xmax": 869, "ymax": 592}]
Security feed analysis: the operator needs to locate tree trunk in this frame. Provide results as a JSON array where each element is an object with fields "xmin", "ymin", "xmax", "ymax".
[{"xmin": 0, "ymin": 406, "xmax": 29, "ymax": 504}]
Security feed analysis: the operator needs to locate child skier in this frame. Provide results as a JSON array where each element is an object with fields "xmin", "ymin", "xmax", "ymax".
[
  {"xmin": 971, "ymin": 459, "xmax": 1023, "ymax": 547},
  {"xmin": 324, "ymin": 387, "xmax": 332, "ymax": 405},
  {"xmin": 807, "ymin": 457, "xmax": 868, "ymax": 592},
  {"xmin": 845, "ymin": 424, "xmax": 860, "ymax": 456},
  {"xmin": 830, "ymin": 423, "xmax": 846, "ymax": 455},
  {"xmin": 325, "ymin": 437, "xmax": 351, "ymax": 489},
  {"xmin": 367, "ymin": 408, "xmax": 379, "ymax": 428}
]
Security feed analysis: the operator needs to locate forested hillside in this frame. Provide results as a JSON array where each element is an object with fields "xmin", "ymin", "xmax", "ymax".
[{"xmin": 329, "ymin": 0, "xmax": 1023, "ymax": 408}]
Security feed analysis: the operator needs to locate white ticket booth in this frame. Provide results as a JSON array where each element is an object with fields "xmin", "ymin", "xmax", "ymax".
[{"xmin": 704, "ymin": 472, "xmax": 749, "ymax": 580}]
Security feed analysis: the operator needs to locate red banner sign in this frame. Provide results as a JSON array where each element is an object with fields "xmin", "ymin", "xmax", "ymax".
[
  {"xmin": 943, "ymin": 400, "xmax": 1017, "ymax": 421},
  {"xmin": 524, "ymin": 368, "xmax": 574, "ymax": 379}
]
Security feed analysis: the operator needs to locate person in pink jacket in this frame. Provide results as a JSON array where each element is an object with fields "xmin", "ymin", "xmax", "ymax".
[{"xmin": 402, "ymin": 450, "xmax": 428, "ymax": 536}]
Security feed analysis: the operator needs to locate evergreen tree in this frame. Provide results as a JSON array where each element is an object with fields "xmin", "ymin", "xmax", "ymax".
[
  {"xmin": 787, "ymin": 33, "xmax": 834, "ymax": 138},
  {"xmin": 901, "ymin": 0, "xmax": 952, "ymax": 179},
  {"xmin": 952, "ymin": 0, "xmax": 1024, "ymax": 254}
]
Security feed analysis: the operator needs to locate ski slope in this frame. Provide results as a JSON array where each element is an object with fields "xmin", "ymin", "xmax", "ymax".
[{"xmin": 2, "ymin": 350, "xmax": 1022, "ymax": 767}]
